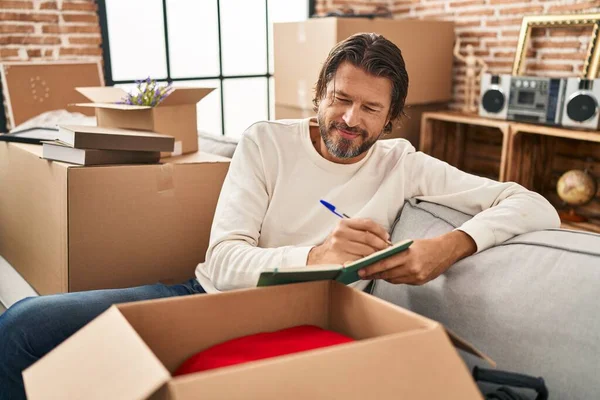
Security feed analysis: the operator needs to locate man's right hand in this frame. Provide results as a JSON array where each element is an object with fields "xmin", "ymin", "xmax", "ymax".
[{"xmin": 307, "ymin": 218, "xmax": 390, "ymax": 265}]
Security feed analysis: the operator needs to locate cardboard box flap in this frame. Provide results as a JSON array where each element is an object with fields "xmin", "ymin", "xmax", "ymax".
[
  {"xmin": 330, "ymin": 284, "xmax": 493, "ymax": 366},
  {"xmin": 72, "ymin": 102, "xmax": 153, "ymax": 110},
  {"xmin": 158, "ymin": 87, "xmax": 215, "ymax": 107},
  {"xmin": 23, "ymin": 306, "xmax": 170, "ymax": 400},
  {"xmin": 76, "ymin": 86, "xmax": 127, "ymax": 103},
  {"xmin": 446, "ymin": 327, "xmax": 496, "ymax": 367}
]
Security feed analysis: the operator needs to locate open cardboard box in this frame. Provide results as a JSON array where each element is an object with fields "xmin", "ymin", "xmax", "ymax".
[
  {"xmin": 23, "ymin": 281, "xmax": 492, "ymax": 399},
  {"xmin": 0, "ymin": 141, "xmax": 229, "ymax": 295},
  {"xmin": 74, "ymin": 86, "xmax": 214, "ymax": 156}
]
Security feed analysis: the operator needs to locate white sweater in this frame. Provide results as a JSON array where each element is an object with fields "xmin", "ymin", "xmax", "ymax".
[{"xmin": 195, "ymin": 118, "xmax": 560, "ymax": 293}]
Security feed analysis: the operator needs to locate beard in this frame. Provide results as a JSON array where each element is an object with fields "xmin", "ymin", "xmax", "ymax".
[{"xmin": 317, "ymin": 112, "xmax": 383, "ymax": 159}]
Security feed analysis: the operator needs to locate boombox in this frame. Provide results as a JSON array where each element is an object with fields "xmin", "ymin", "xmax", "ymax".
[
  {"xmin": 479, "ymin": 73, "xmax": 600, "ymax": 130},
  {"xmin": 561, "ymin": 78, "xmax": 600, "ymax": 130},
  {"xmin": 506, "ymin": 75, "xmax": 566, "ymax": 126}
]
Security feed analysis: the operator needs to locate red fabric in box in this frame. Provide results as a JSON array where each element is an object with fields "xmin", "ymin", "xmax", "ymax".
[{"xmin": 174, "ymin": 325, "xmax": 354, "ymax": 376}]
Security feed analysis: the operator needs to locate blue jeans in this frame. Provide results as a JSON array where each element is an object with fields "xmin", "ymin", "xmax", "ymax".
[{"xmin": 0, "ymin": 278, "xmax": 205, "ymax": 400}]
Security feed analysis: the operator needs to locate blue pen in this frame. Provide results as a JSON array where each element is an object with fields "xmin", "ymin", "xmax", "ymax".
[
  {"xmin": 320, "ymin": 199, "xmax": 393, "ymax": 245},
  {"xmin": 320, "ymin": 200, "xmax": 351, "ymax": 219}
]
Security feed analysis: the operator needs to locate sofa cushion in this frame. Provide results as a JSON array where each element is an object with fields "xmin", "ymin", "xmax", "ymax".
[
  {"xmin": 198, "ymin": 131, "xmax": 238, "ymax": 158},
  {"xmin": 374, "ymin": 199, "xmax": 600, "ymax": 399}
]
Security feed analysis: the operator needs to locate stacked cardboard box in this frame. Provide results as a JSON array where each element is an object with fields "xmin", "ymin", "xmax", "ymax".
[{"xmin": 273, "ymin": 18, "xmax": 455, "ymax": 147}]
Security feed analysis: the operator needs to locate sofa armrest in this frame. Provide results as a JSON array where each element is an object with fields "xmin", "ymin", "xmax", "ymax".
[{"xmin": 375, "ymin": 199, "xmax": 600, "ymax": 399}]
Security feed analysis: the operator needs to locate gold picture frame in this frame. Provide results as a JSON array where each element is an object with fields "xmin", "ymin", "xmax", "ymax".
[{"xmin": 512, "ymin": 13, "xmax": 600, "ymax": 79}]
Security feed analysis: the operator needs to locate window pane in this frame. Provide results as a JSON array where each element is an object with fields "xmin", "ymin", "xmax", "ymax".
[
  {"xmin": 223, "ymin": 78, "xmax": 268, "ymax": 138},
  {"xmin": 220, "ymin": 0, "xmax": 267, "ymax": 76},
  {"xmin": 268, "ymin": 0, "xmax": 308, "ymax": 73},
  {"xmin": 105, "ymin": 0, "xmax": 167, "ymax": 81},
  {"xmin": 166, "ymin": 0, "xmax": 220, "ymax": 78},
  {"xmin": 114, "ymin": 83, "xmax": 138, "ymax": 93}
]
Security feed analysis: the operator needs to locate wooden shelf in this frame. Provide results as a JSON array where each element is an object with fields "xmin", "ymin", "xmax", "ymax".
[
  {"xmin": 421, "ymin": 111, "xmax": 511, "ymax": 130},
  {"xmin": 511, "ymin": 123, "xmax": 600, "ymax": 143},
  {"xmin": 421, "ymin": 111, "xmax": 510, "ymax": 181},
  {"xmin": 560, "ymin": 220, "xmax": 600, "ymax": 234},
  {"xmin": 420, "ymin": 111, "xmax": 600, "ymax": 235}
]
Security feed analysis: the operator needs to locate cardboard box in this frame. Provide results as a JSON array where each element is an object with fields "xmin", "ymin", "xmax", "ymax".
[
  {"xmin": 273, "ymin": 18, "xmax": 455, "ymax": 110},
  {"xmin": 23, "ymin": 281, "xmax": 491, "ymax": 399},
  {"xmin": 275, "ymin": 102, "xmax": 449, "ymax": 148},
  {"xmin": 0, "ymin": 142, "xmax": 229, "ymax": 295},
  {"xmin": 74, "ymin": 87, "xmax": 214, "ymax": 155},
  {"xmin": 0, "ymin": 61, "xmax": 104, "ymax": 130}
]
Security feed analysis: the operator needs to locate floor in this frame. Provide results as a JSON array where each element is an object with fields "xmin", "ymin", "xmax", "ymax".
[{"xmin": 0, "ymin": 254, "xmax": 38, "ymax": 316}]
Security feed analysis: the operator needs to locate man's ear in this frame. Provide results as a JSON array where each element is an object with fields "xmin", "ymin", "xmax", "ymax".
[{"xmin": 384, "ymin": 119, "xmax": 393, "ymax": 133}]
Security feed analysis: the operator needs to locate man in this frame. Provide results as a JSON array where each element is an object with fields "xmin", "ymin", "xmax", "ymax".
[{"xmin": 0, "ymin": 33, "xmax": 559, "ymax": 399}]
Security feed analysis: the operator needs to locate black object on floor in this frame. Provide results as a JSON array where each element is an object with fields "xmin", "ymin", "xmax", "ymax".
[{"xmin": 474, "ymin": 366, "xmax": 549, "ymax": 400}]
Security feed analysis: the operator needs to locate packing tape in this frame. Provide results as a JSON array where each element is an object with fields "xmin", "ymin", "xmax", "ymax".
[
  {"xmin": 171, "ymin": 141, "xmax": 183, "ymax": 157},
  {"xmin": 156, "ymin": 162, "xmax": 175, "ymax": 195}
]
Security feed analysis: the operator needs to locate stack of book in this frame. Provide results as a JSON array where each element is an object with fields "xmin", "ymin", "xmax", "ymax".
[{"xmin": 41, "ymin": 125, "xmax": 176, "ymax": 166}]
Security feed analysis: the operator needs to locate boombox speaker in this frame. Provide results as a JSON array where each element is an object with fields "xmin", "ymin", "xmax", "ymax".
[
  {"xmin": 479, "ymin": 73, "xmax": 511, "ymax": 120},
  {"xmin": 561, "ymin": 78, "xmax": 600, "ymax": 130}
]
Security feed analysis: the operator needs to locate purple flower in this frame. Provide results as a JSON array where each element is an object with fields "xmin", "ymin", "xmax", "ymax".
[
  {"xmin": 150, "ymin": 87, "xmax": 161, "ymax": 106},
  {"xmin": 114, "ymin": 77, "xmax": 173, "ymax": 106}
]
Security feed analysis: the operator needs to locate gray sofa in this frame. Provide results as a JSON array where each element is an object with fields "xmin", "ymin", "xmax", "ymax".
[{"xmin": 375, "ymin": 199, "xmax": 600, "ymax": 399}]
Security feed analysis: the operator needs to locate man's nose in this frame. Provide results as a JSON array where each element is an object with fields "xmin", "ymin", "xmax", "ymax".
[{"xmin": 342, "ymin": 104, "xmax": 360, "ymax": 128}]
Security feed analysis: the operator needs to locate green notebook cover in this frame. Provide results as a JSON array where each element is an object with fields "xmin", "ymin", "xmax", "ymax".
[{"xmin": 256, "ymin": 239, "xmax": 413, "ymax": 287}]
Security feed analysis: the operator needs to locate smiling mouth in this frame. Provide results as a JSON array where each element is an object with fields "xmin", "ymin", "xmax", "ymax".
[{"xmin": 336, "ymin": 128, "xmax": 360, "ymax": 140}]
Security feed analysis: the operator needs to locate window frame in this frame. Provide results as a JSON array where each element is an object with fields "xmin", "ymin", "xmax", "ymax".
[{"xmin": 97, "ymin": 0, "xmax": 317, "ymax": 136}]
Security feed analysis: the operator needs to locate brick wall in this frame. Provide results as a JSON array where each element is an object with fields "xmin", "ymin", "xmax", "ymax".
[
  {"xmin": 315, "ymin": 0, "xmax": 600, "ymax": 109},
  {"xmin": 0, "ymin": 0, "xmax": 101, "ymax": 62}
]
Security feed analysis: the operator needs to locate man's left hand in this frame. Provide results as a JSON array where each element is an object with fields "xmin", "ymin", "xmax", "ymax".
[{"xmin": 357, "ymin": 230, "xmax": 477, "ymax": 285}]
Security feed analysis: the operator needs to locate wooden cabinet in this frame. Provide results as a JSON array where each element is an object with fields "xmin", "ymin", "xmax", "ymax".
[
  {"xmin": 507, "ymin": 123, "xmax": 600, "ymax": 233},
  {"xmin": 420, "ymin": 111, "xmax": 600, "ymax": 233},
  {"xmin": 420, "ymin": 111, "xmax": 510, "ymax": 182}
]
